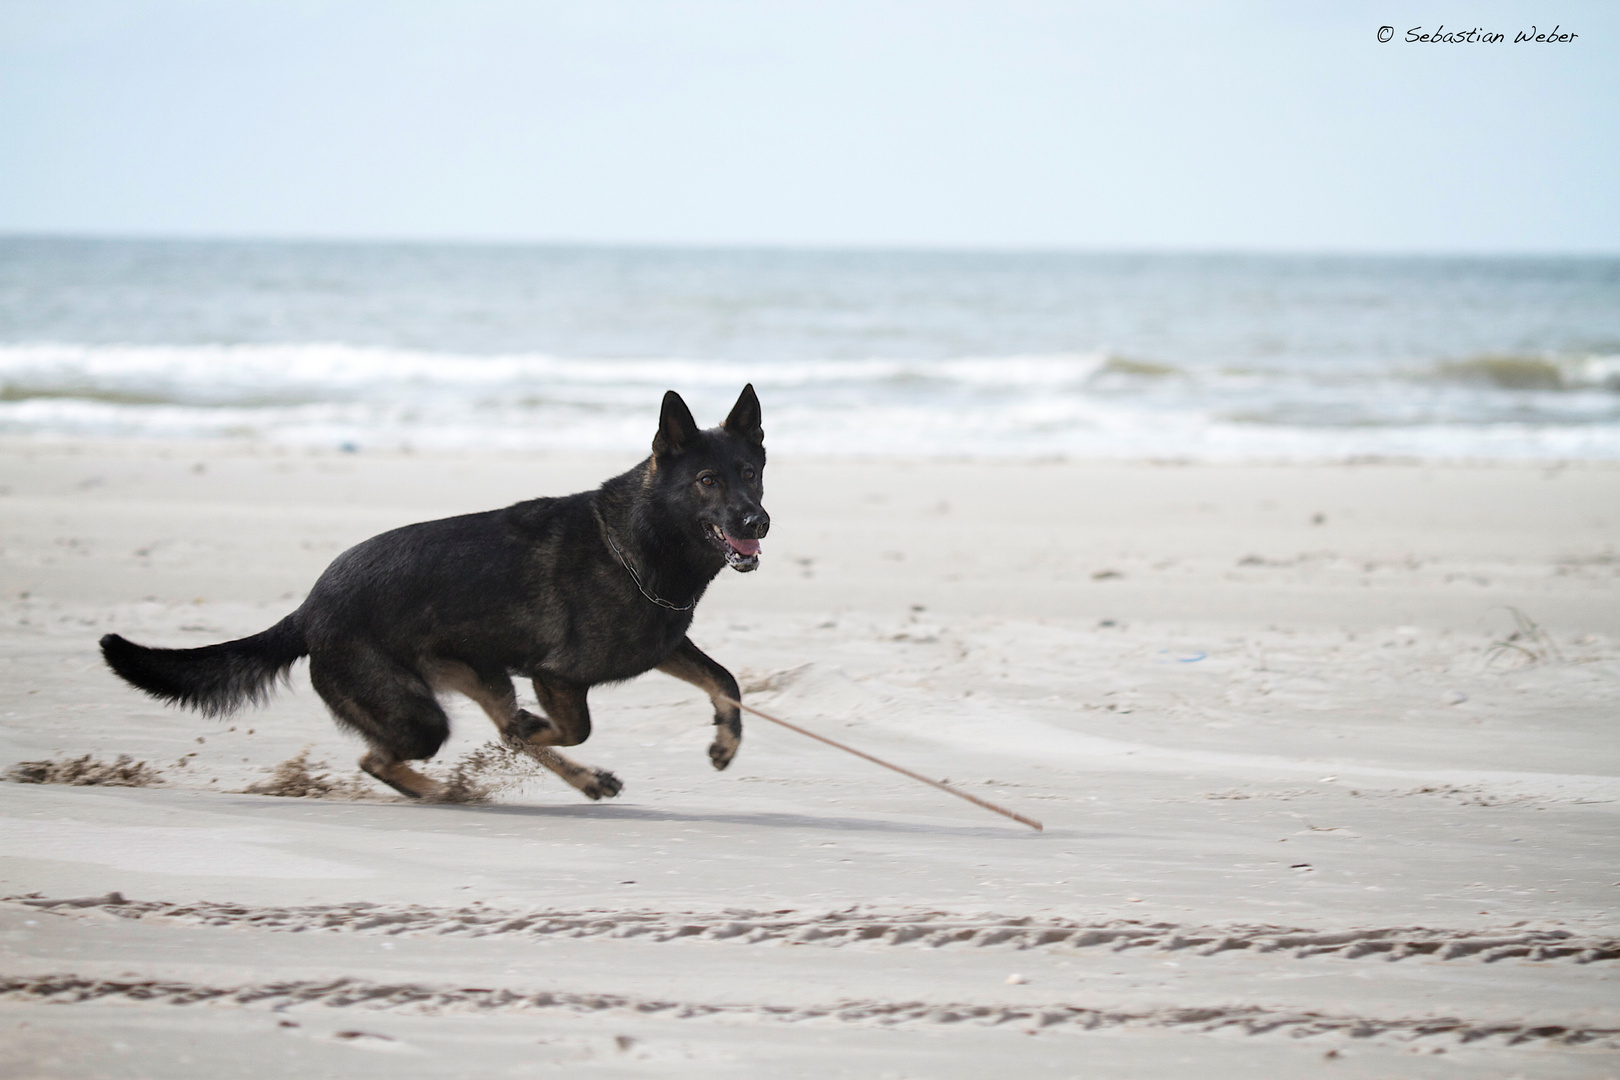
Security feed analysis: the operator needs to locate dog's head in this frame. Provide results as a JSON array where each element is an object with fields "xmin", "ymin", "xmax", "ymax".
[{"xmin": 650, "ymin": 384, "xmax": 769, "ymax": 572}]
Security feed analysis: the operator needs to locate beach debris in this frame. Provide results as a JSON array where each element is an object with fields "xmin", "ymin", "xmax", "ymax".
[
  {"xmin": 329, "ymin": 1030, "xmax": 412, "ymax": 1053},
  {"xmin": 741, "ymin": 664, "xmax": 810, "ymax": 695},
  {"xmin": 1485, "ymin": 606, "xmax": 1563, "ymax": 669},
  {"xmin": 6, "ymin": 754, "xmax": 162, "ymax": 787},
  {"xmin": 1397, "ymin": 784, "xmax": 1534, "ymax": 808}
]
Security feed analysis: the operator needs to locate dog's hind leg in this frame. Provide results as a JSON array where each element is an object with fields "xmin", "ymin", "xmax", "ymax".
[
  {"xmin": 656, "ymin": 637, "xmax": 743, "ymax": 771},
  {"xmin": 421, "ymin": 660, "xmax": 618, "ymax": 800},
  {"xmin": 309, "ymin": 646, "xmax": 450, "ymax": 800},
  {"xmin": 357, "ymin": 750, "xmax": 445, "ymax": 800}
]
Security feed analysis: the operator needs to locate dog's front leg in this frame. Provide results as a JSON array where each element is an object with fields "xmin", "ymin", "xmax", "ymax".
[{"xmin": 656, "ymin": 637, "xmax": 743, "ymax": 770}]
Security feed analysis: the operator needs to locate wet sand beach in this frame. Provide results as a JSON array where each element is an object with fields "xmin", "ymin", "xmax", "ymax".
[{"xmin": 2, "ymin": 440, "xmax": 1618, "ymax": 1078}]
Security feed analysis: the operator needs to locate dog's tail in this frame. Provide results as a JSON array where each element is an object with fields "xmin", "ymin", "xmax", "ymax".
[{"xmin": 99, "ymin": 614, "xmax": 309, "ymax": 717}]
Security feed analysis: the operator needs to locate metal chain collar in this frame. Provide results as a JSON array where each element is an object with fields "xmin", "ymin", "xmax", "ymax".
[{"xmin": 601, "ymin": 526, "xmax": 696, "ymax": 612}]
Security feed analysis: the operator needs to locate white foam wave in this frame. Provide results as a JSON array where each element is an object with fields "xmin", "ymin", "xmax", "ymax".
[
  {"xmin": 2, "ymin": 343, "xmax": 1618, "ymax": 461},
  {"xmin": 1562, "ymin": 353, "xmax": 1620, "ymax": 390},
  {"xmin": 0, "ymin": 343, "xmax": 1110, "ymax": 400}
]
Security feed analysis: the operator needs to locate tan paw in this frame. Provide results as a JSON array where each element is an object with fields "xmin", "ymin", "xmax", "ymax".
[{"xmin": 708, "ymin": 728, "xmax": 741, "ymax": 770}]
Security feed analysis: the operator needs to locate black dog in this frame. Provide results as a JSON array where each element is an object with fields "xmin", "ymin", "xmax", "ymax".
[{"xmin": 100, "ymin": 386, "xmax": 769, "ymax": 801}]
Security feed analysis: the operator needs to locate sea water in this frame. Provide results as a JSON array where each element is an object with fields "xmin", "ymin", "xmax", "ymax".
[{"xmin": 2, "ymin": 237, "xmax": 1617, "ymax": 460}]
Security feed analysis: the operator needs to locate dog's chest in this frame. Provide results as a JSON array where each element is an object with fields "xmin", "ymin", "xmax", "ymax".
[{"xmin": 539, "ymin": 601, "xmax": 693, "ymax": 683}]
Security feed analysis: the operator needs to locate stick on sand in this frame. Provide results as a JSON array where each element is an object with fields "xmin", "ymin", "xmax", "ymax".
[{"xmin": 720, "ymin": 696, "xmax": 1043, "ymax": 832}]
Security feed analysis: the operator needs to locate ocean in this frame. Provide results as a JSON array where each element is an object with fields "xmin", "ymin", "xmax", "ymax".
[{"xmin": 2, "ymin": 236, "xmax": 1617, "ymax": 461}]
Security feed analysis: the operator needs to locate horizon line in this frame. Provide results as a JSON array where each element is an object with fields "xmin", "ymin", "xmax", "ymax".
[{"xmin": 3, "ymin": 229, "xmax": 1616, "ymax": 262}]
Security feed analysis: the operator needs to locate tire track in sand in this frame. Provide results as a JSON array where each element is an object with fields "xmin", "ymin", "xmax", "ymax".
[
  {"xmin": 2, "ymin": 973, "xmax": 1615, "ymax": 1047},
  {"xmin": 13, "ymin": 893, "xmax": 1618, "ymax": 965}
]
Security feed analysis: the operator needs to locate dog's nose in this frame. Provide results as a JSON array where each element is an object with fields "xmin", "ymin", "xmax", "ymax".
[{"xmin": 742, "ymin": 510, "xmax": 770, "ymax": 538}]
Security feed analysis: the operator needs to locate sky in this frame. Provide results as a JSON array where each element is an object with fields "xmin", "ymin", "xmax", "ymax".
[{"xmin": 1, "ymin": 0, "xmax": 1616, "ymax": 253}]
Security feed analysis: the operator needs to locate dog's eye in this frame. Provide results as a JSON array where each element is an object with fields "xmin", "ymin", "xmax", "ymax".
[
  {"xmin": 741, "ymin": 466, "xmax": 755, "ymax": 481},
  {"xmin": 698, "ymin": 474, "xmax": 717, "ymax": 487}
]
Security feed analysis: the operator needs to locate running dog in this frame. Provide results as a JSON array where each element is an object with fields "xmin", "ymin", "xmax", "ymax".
[{"xmin": 100, "ymin": 386, "xmax": 769, "ymax": 801}]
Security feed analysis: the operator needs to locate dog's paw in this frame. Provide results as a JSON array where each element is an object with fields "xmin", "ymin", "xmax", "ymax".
[
  {"xmin": 708, "ymin": 734, "xmax": 740, "ymax": 771},
  {"xmin": 579, "ymin": 769, "xmax": 623, "ymax": 801},
  {"xmin": 708, "ymin": 715, "xmax": 742, "ymax": 771}
]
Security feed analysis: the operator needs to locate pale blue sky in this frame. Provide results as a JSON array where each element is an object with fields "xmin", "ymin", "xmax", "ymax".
[{"xmin": 2, "ymin": 0, "xmax": 1615, "ymax": 252}]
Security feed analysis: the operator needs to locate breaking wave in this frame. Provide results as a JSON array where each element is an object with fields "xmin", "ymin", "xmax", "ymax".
[
  {"xmin": 1, "ymin": 343, "xmax": 1618, "ymax": 461},
  {"xmin": 1427, "ymin": 353, "xmax": 1620, "ymax": 393}
]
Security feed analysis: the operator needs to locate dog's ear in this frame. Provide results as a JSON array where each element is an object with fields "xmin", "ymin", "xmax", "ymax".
[
  {"xmin": 722, "ymin": 383, "xmax": 764, "ymax": 447},
  {"xmin": 653, "ymin": 390, "xmax": 701, "ymax": 458}
]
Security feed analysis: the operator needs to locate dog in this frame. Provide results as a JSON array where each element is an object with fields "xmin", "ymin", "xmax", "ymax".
[{"xmin": 100, "ymin": 385, "xmax": 769, "ymax": 802}]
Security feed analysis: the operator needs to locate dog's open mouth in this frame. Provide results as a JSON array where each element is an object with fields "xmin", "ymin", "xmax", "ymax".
[{"xmin": 708, "ymin": 524, "xmax": 761, "ymax": 571}]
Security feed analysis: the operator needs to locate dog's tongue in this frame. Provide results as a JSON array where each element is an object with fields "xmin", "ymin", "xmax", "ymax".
[{"xmin": 725, "ymin": 533, "xmax": 761, "ymax": 556}]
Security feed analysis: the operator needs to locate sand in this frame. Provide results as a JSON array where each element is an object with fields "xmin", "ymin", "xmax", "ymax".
[{"xmin": 1, "ymin": 439, "xmax": 1617, "ymax": 1078}]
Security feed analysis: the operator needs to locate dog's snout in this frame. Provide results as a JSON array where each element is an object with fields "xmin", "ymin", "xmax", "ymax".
[{"xmin": 742, "ymin": 510, "xmax": 770, "ymax": 538}]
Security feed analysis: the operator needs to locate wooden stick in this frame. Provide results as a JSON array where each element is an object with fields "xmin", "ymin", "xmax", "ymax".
[{"xmin": 719, "ymin": 696, "xmax": 1043, "ymax": 832}]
